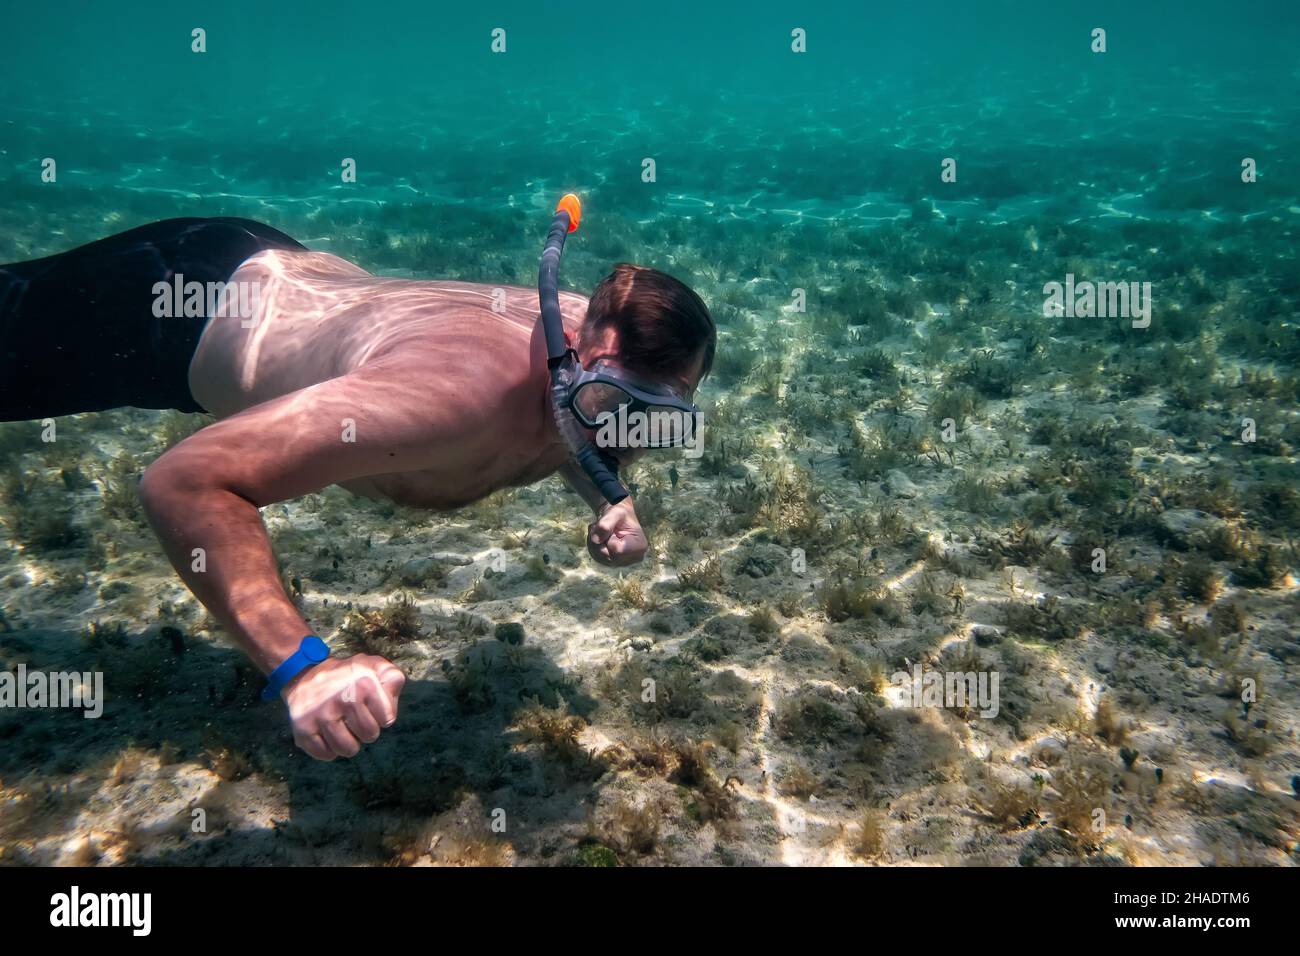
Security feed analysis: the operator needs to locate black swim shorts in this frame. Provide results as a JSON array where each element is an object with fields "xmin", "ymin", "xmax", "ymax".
[{"xmin": 0, "ymin": 217, "xmax": 306, "ymax": 421}]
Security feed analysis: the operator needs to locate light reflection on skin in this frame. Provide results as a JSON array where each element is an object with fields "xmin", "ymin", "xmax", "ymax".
[{"xmin": 146, "ymin": 247, "xmax": 706, "ymax": 760}]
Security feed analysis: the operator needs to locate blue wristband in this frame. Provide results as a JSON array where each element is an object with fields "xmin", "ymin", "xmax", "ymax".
[{"xmin": 261, "ymin": 635, "xmax": 330, "ymax": 701}]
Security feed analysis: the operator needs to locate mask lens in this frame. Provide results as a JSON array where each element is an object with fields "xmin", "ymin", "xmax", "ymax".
[
  {"xmin": 573, "ymin": 381, "xmax": 634, "ymax": 425},
  {"xmin": 642, "ymin": 405, "xmax": 696, "ymax": 447}
]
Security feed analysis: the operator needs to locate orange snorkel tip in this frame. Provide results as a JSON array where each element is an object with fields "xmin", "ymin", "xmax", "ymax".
[{"xmin": 556, "ymin": 193, "xmax": 581, "ymax": 233}]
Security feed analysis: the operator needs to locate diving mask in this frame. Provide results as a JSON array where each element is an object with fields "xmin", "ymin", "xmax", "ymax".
[{"xmin": 567, "ymin": 360, "xmax": 701, "ymax": 448}]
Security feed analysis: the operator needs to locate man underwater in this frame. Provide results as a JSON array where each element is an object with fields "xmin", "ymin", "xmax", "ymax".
[{"xmin": 0, "ymin": 196, "xmax": 715, "ymax": 760}]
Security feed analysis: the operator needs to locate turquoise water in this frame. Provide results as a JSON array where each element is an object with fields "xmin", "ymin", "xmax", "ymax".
[
  {"xmin": 1, "ymin": 1, "xmax": 1298, "ymax": 866},
  {"xmin": 4, "ymin": 2, "xmax": 1298, "ymax": 268}
]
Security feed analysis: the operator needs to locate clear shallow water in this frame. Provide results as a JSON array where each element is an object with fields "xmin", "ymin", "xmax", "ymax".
[{"xmin": 4, "ymin": 2, "xmax": 1298, "ymax": 240}]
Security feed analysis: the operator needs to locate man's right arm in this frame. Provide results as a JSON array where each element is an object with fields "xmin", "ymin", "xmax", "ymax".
[{"xmin": 140, "ymin": 359, "xmax": 470, "ymax": 758}]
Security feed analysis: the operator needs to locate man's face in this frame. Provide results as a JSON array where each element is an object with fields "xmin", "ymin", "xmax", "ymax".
[{"xmin": 576, "ymin": 332, "xmax": 706, "ymax": 466}]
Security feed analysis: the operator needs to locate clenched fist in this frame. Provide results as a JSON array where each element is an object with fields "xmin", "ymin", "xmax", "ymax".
[
  {"xmin": 282, "ymin": 655, "xmax": 406, "ymax": 760},
  {"xmin": 588, "ymin": 497, "xmax": 647, "ymax": 567}
]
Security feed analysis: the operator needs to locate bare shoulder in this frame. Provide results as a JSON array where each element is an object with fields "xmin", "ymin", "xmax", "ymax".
[{"xmin": 233, "ymin": 247, "xmax": 373, "ymax": 282}]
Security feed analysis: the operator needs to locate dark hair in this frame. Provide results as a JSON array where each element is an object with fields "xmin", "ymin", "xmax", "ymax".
[{"xmin": 582, "ymin": 263, "xmax": 715, "ymax": 381}]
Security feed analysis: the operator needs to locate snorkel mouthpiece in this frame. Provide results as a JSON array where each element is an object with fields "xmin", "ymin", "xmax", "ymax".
[{"xmin": 538, "ymin": 194, "xmax": 630, "ymax": 506}]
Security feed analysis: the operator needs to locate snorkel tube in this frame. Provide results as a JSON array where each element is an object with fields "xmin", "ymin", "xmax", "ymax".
[{"xmin": 539, "ymin": 194, "xmax": 630, "ymax": 506}]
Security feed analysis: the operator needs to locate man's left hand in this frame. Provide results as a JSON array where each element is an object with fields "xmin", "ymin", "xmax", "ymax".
[{"xmin": 588, "ymin": 497, "xmax": 647, "ymax": 567}]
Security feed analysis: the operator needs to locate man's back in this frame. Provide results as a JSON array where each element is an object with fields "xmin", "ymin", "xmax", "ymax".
[{"xmin": 187, "ymin": 248, "xmax": 588, "ymax": 507}]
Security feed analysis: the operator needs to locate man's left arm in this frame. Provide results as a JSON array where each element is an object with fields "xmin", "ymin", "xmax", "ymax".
[{"xmin": 557, "ymin": 460, "xmax": 647, "ymax": 566}]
